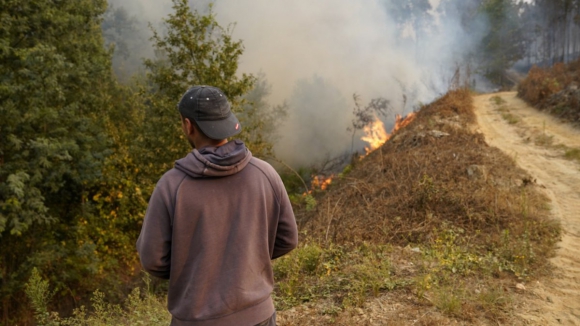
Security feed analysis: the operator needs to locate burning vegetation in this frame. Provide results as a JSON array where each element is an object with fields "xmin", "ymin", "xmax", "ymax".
[
  {"xmin": 361, "ymin": 115, "xmax": 388, "ymax": 154},
  {"xmin": 310, "ymin": 175, "xmax": 334, "ymax": 191},
  {"xmin": 362, "ymin": 112, "xmax": 417, "ymax": 154},
  {"xmin": 305, "ymin": 109, "xmax": 418, "ymax": 195},
  {"xmin": 275, "ymin": 89, "xmax": 560, "ymax": 325}
]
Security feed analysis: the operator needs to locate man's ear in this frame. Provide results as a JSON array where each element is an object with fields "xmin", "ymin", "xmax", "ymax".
[{"xmin": 183, "ymin": 117, "xmax": 195, "ymax": 135}]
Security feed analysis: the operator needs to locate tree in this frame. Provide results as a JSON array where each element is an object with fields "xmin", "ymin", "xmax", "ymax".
[
  {"xmin": 0, "ymin": 0, "xmax": 120, "ymax": 322},
  {"xmin": 139, "ymin": 0, "xmax": 283, "ymax": 183},
  {"xmin": 476, "ymin": 0, "xmax": 526, "ymax": 85},
  {"xmin": 522, "ymin": 0, "xmax": 580, "ymax": 66}
]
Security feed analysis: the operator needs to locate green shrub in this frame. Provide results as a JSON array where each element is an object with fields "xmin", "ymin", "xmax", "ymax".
[
  {"xmin": 273, "ymin": 242, "xmax": 404, "ymax": 310},
  {"xmin": 25, "ymin": 271, "xmax": 171, "ymax": 325}
]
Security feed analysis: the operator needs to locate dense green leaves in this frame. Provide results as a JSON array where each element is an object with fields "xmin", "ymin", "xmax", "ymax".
[
  {"xmin": 0, "ymin": 0, "xmax": 111, "ymax": 236},
  {"xmin": 145, "ymin": 1, "xmax": 254, "ymax": 97},
  {"xmin": 0, "ymin": 0, "xmax": 120, "ymax": 322},
  {"xmin": 1, "ymin": 0, "xmax": 284, "ymax": 321}
]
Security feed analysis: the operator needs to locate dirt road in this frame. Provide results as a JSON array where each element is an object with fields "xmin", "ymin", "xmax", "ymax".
[{"xmin": 474, "ymin": 92, "xmax": 580, "ymax": 325}]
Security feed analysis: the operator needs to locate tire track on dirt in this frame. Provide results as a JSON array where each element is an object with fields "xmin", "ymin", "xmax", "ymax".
[{"xmin": 474, "ymin": 92, "xmax": 580, "ymax": 325}]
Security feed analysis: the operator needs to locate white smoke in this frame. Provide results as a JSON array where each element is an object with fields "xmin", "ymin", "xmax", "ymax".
[{"xmin": 106, "ymin": 0, "xmax": 487, "ymax": 168}]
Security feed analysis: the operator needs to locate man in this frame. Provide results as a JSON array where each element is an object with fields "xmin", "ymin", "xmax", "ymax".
[{"xmin": 137, "ymin": 85, "xmax": 298, "ymax": 326}]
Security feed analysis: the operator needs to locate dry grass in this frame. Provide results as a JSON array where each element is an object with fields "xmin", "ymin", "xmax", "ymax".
[
  {"xmin": 276, "ymin": 89, "xmax": 560, "ymax": 325},
  {"xmin": 302, "ymin": 90, "xmax": 555, "ymax": 250},
  {"xmin": 503, "ymin": 114, "xmax": 520, "ymax": 125},
  {"xmin": 534, "ymin": 133, "xmax": 555, "ymax": 147},
  {"xmin": 564, "ymin": 148, "xmax": 580, "ymax": 162},
  {"xmin": 491, "ymin": 95, "xmax": 506, "ymax": 106},
  {"xmin": 518, "ymin": 60, "xmax": 580, "ymax": 125}
]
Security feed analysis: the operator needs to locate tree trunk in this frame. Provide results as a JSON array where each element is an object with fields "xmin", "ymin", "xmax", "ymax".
[{"xmin": 1, "ymin": 255, "xmax": 6, "ymax": 324}]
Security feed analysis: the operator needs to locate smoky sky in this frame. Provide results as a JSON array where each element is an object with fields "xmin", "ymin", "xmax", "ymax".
[{"xmin": 106, "ymin": 0, "xmax": 487, "ymax": 168}]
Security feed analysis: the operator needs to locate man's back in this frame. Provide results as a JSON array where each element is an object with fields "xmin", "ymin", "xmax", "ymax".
[{"xmin": 137, "ymin": 140, "xmax": 297, "ymax": 326}]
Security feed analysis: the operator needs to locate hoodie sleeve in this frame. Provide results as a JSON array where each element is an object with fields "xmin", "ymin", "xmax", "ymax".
[
  {"xmin": 272, "ymin": 175, "xmax": 298, "ymax": 259},
  {"xmin": 136, "ymin": 170, "xmax": 184, "ymax": 279}
]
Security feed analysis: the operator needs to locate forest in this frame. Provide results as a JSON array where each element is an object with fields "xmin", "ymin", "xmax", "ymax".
[{"xmin": 1, "ymin": 0, "xmax": 579, "ymax": 324}]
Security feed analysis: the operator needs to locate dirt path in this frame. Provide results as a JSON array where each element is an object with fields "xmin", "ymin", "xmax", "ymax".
[{"xmin": 473, "ymin": 92, "xmax": 580, "ymax": 325}]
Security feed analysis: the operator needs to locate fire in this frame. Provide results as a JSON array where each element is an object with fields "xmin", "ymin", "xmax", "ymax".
[
  {"xmin": 393, "ymin": 112, "xmax": 417, "ymax": 133},
  {"xmin": 361, "ymin": 115, "xmax": 389, "ymax": 154},
  {"xmin": 311, "ymin": 174, "xmax": 334, "ymax": 191},
  {"xmin": 362, "ymin": 112, "xmax": 417, "ymax": 154}
]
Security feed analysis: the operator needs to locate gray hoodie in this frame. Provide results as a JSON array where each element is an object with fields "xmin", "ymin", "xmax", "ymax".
[{"xmin": 136, "ymin": 140, "xmax": 298, "ymax": 326}]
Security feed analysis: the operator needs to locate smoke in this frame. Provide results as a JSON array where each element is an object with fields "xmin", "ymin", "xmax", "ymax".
[{"xmin": 105, "ymin": 0, "xmax": 488, "ymax": 168}]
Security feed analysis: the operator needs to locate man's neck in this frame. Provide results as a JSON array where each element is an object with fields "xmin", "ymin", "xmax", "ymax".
[{"xmin": 194, "ymin": 139, "xmax": 228, "ymax": 149}]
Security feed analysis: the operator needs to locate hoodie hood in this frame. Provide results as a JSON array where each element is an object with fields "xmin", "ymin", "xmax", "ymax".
[{"xmin": 174, "ymin": 140, "xmax": 252, "ymax": 178}]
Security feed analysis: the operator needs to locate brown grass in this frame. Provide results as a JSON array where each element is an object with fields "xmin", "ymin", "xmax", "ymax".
[
  {"xmin": 277, "ymin": 89, "xmax": 560, "ymax": 325},
  {"xmin": 518, "ymin": 60, "xmax": 580, "ymax": 125},
  {"xmin": 302, "ymin": 90, "xmax": 555, "ymax": 251}
]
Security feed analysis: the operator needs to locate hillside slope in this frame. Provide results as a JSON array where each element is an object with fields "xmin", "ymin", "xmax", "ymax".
[
  {"xmin": 276, "ymin": 90, "xmax": 560, "ymax": 325},
  {"xmin": 474, "ymin": 92, "xmax": 580, "ymax": 325}
]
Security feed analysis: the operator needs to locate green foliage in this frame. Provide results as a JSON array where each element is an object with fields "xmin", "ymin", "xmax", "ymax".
[
  {"xmin": 564, "ymin": 147, "xmax": 580, "ymax": 162},
  {"xmin": 0, "ymin": 0, "xmax": 110, "ymax": 236},
  {"xmin": 139, "ymin": 0, "xmax": 277, "ymax": 182},
  {"xmin": 288, "ymin": 193, "xmax": 317, "ymax": 212},
  {"xmin": 2, "ymin": 0, "xmax": 287, "ymax": 322},
  {"xmin": 303, "ymin": 194, "xmax": 318, "ymax": 211},
  {"xmin": 272, "ymin": 242, "xmax": 403, "ymax": 310},
  {"xmin": 338, "ymin": 164, "xmax": 353, "ymax": 178},
  {"xmin": 24, "ymin": 268, "xmax": 58, "ymax": 326},
  {"xmin": 0, "ymin": 0, "xmax": 136, "ymax": 321},
  {"xmin": 274, "ymin": 244, "xmax": 324, "ymax": 279},
  {"xmin": 433, "ymin": 287, "xmax": 463, "ymax": 317},
  {"xmin": 419, "ymin": 213, "xmax": 557, "ymax": 285},
  {"xmin": 280, "ymin": 167, "xmax": 313, "ymax": 194},
  {"xmin": 145, "ymin": 0, "xmax": 254, "ymax": 97},
  {"xmin": 25, "ymin": 271, "xmax": 171, "ymax": 325},
  {"xmin": 0, "ymin": 1, "xmax": 163, "ymax": 322},
  {"xmin": 423, "ymin": 226, "xmax": 480, "ymax": 276}
]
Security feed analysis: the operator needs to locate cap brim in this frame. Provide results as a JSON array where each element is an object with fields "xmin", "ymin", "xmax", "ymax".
[{"xmin": 195, "ymin": 111, "xmax": 242, "ymax": 140}]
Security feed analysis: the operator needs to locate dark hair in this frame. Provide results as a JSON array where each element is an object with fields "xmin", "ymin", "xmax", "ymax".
[{"xmin": 180, "ymin": 114, "xmax": 212, "ymax": 140}]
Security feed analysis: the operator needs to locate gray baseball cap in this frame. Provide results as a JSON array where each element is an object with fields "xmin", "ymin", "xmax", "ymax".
[{"xmin": 178, "ymin": 85, "xmax": 242, "ymax": 140}]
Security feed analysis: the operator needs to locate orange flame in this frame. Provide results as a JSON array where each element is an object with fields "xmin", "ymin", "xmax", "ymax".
[
  {"xmin": 361, "ymin": 112, "xmax": 417, "ymax": 154},
  {"xmin": 311, "ymin": 174, "xmax": 334, "ymax": 191},
  {"xmin": 361, "ymin": 115, "xmax": 388, "ymax": 154},
  {"xmin": 393, "ymin": 112, "xmax": 417, "ymax": 133}
]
